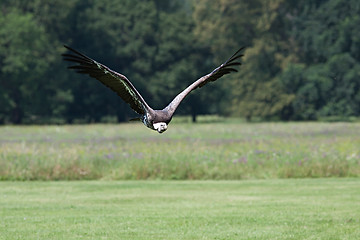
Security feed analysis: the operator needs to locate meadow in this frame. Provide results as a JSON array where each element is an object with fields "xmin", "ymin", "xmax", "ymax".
[{"xmin": 0, "ymin": 121, "xmax": 360, "ymax": 180}]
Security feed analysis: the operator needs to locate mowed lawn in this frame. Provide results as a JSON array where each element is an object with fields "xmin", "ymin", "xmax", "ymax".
[{"xmin": 0, "ymin": 179, "xmax": 359, "ymax": 239}]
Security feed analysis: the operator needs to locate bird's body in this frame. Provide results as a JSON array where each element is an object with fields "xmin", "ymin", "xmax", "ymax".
[
  {"xmin": 62, "ymin": 46, "xmax": 244, "ymax": 133},
  {"xmin": 141, "ymin": 109, "xmax": 172, "ymax": 133}
]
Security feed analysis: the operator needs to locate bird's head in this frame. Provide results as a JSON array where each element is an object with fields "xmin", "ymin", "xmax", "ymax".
[{"xmin": 153, "ymin": 122, "xmax": 168, "ymax": 133}]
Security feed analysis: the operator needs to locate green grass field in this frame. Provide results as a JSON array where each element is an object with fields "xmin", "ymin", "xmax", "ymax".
[
  {"xmin": 0, "ymin": 179, "xmax": 359, "ymax": 239},
  {"xmin": 0, "ymin": 122, "xmax": 359, "ymax": 239},
  {"xmin": 1, "ymin": 122, "xmax": 360, "ymax": 180}
]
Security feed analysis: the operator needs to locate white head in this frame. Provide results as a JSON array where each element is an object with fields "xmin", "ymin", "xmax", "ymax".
[{"xmin": 153, "ymin": 122, "xmax": 168, "ymax": 133}]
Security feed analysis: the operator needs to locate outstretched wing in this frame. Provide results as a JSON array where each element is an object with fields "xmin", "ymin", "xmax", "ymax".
[
  {"xmin": 164, "ymin": 47, "xmax": 245, "ymax": 115},
  {"xmin": 62, "ymin": 45, "xmax": 151, "ymax": 115}
]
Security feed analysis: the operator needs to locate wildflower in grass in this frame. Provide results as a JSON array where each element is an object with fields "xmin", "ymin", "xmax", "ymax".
[
  {"xmin": 298, "ymin": 157, "xmax": 309, "ymax": 166},
  {"xmin": 2, "ymin": 123, "xmax": 360, "ymax": 180},
  {"xmin": 254, "ymin": 150, "xmax": 266, "ymax": 155},
  {"xmin": 346, "ymin": 153, "xmax": 357, "ymax": 161},
  {"xmin": 233, "ymin": 157, "xmax": 247, "ymax": 164},
  {"xmin": 104, "ymin": 153, "xmax": 114, "ymax": 159},
  {"xmin": 133, "ymin": 152, "xmax": 144, "ymax": 159},
  {"xmin": 239, "ymin": 157, "xmax": 248, "ymax": 164}
]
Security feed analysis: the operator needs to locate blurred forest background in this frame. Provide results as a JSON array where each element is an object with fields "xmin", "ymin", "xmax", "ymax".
[{"xmin": 1, "ymin": 0, "xmax": 359, "ymax": 124}]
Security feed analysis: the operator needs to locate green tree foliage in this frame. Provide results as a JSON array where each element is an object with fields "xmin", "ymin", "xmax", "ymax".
[
  {"xmin": 0, "ymin": 1, "xmax": 81, "ymax": 124},
  {"xmin": 0, "ymin": 8, "xmax": 55, "ymax": 123},
  {"xmin": 67, "ymin": 0, "xmax": 210, "ymax": 122},
  {"xmin": 192, "ymin": 0, "xmax": 262, "ymax": 117},
  {"xmin": 286, "ymin": 0, "xmax": 360, "ymax": 120},
  {"xmin": 229, "ymin": 0, "xmax": 299, "ymax": 120},
  {"xmin": 0, "ymin": 0, "xmax": 359, "ymax": 124},
  {"xmin": 228, "ymin": 0, "xmax": 360, "ymax": 120},
  {"xmin": 0, "ymin": 0, "xmax": 212, "ymax": 123}
]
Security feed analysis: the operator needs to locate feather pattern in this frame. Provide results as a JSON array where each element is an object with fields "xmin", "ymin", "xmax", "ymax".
[
  {"xmin": 62, "ymin": 45, "xmax": 150, "ymax": 115},
  {"xmin": 164, "ymin": 47, "xmax": 245, "ymax": 115}
]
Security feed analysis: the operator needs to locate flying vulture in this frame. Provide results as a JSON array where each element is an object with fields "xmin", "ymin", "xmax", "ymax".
[{"xmin": 62, "ymin": 46, "xmax": 244, "ymax": 133}]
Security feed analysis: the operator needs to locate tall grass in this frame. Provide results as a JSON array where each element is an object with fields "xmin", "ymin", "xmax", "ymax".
[{"xmin": 0, "ymin": 122, "xmax": 359, "ymax": 180}]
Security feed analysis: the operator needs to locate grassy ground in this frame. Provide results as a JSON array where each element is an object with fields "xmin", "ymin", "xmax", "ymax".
[
  {"xmin": 1, "ymin": 122, "xmax": 359, "ymax": 239},
  {"xmin": 1, "ymin": 122, "xmax": 360, "ymax": 180},
  {"xmin": 0, "ymin": 179, "xmax": 359, "ymax": 239}
]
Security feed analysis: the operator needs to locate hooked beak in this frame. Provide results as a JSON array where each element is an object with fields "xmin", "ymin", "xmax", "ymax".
[
  {"xmin": 157, "ymin": 126, "xmax": 167, "ymax": 133},
  {"xmin": 153, "ymin": 122, "xmax": 167, "ymax": 133}
]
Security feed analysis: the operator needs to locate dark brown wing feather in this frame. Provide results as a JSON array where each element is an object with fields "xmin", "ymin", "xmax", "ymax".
[
  {"xmin": 197, "ymin": 47, "xmax": 244, "ymax": 88},
  {"xmin": 62, "ymin": 45, "xmax": 150, "ymax": 115},
  {"xmin": 164, "ymin": 47, "xmax": 245, "ymax": 115}
]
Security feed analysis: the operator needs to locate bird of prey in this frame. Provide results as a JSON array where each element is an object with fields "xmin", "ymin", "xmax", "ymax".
[{"xmin": 62, "ymin": 46, "xmax": 244, "ymax": 133}]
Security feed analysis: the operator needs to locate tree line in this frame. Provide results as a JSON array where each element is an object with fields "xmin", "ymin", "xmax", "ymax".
[{"xmin": 1, "ymin": 0, "xmax": 359, "ymax": 124}]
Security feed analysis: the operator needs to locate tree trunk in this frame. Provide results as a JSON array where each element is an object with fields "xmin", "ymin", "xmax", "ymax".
[
  {"xmin": 11, "ymin": 105, "xmax": 23, "ymax": 124},
  {"xmin": 191, "ymin": 112, "xmax": 197, "ymax": 123}
]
